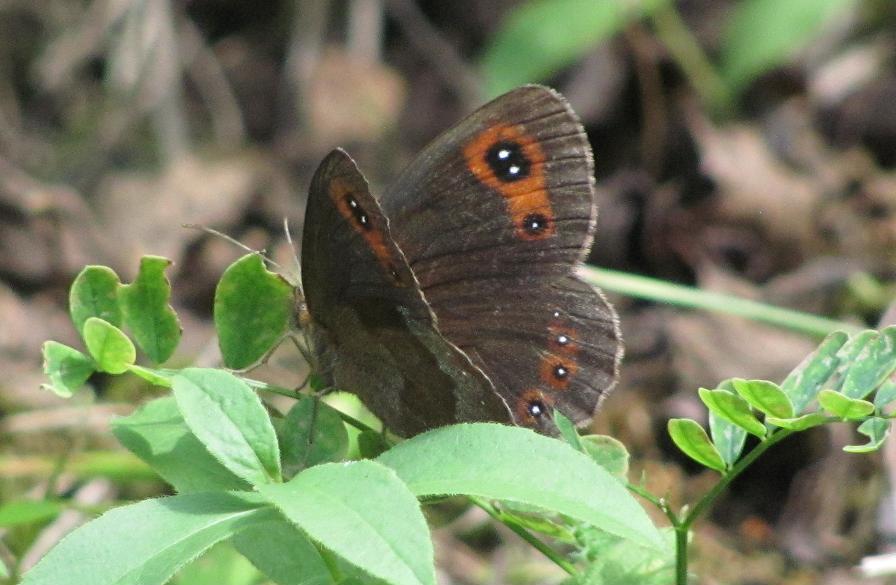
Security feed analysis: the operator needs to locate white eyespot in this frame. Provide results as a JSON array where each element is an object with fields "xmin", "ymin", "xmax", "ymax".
[
  {"xmin": 552, "ymin": 311, "xmax": 561, "ymax": 318},
  {"xmin": 557, "ymin": 334, "xmax": 570, "ymax": 345},
  {"xmin": 348, "ymin": 198, "xmax": 359, "ymax": 208},
  {"xmin": 498, "ymin": 149, "xmax": 511, "ymax": 160},
  {"xmin": 508, "ymin": 165, "xmax": 520, "ymax": 175}
]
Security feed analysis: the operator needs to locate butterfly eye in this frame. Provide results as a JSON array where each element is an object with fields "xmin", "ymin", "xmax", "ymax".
[{"xmin": 485, "ymin": 140, "xmax": 530, "ymax": 182}]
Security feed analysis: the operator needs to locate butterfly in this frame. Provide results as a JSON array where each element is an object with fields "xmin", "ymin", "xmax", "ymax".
[{"xmin": 299, "ymin": 84, "xmax": 623, "ymax": 436}]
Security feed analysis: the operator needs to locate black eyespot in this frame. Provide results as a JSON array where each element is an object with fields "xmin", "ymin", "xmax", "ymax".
[
  {"xmin": 527, "ymin": 399, "xmax": 547, "ymax": 418},
  {"xmin": 522, "ymin": 213, "xmax": 549, "ymax": 235},
  {"xmin": 553, "ymin": 364, "xmax": 569, "ymax": 380},
  {"xmin": 485, "ymin": 140, "xmax": 530, "ymax": 182},
  {"xmin": 345, "ymin": 195, "xmax": 371, "ymax": 230}
]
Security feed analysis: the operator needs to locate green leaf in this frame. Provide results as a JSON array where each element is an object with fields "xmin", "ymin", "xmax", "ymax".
[
  {"xmin": 765, "ymin": 412, "xmax": 828, "ymax": 431},
  {"xmin": 874, "ymin": 376, "xmax": 896, "ymax": 410},
  {"xmin": 214, "ymin": 254, "xmax": 293, "ymax": 369},
  {"xmin": 480, "ymin": 0, "xmax": 669, "ymax": 97},
  {"xmin": 377, "ymin": 423, "xmax": 662, "ymax": 550},
  {"xmin": 41, "ymin": 341, "xmax": 95, "ymax": 397},
  {"xmin": 708, "ymin": 410, "xmax": 747, "ymax": 468},
  {"xmin": 731, "ymin": 378, "xmax": 794, "ymax": 418},
  {"xmin": 82, "ymin": 317, "xmax": 136, "ymax": 374},
  {"xmin": 720, "ymin": 0, "xmax": 856, "ymax": 90},
  {"xmin": 844, "ymin": 417, "xmax": 890, "ymax": 453},
  {"xmin": 841, "ymin": 327, "xmax": 896, "ymax": 400},
  {"xmin": 280, "ymin": 396, "xmax": 349, "ymax": 477},
  {"xmin": 20, "ymin": 492, "xmax": 277, "ymax": 585},
  {"xmin": 357, "ymin": 430, "xmax": 390, "ymax": 459},
  {"xmin": 0, "ymin": 500, "xmax": 64, "ymax": 528},
  {"xmin": 0, "ymin": 556, "xmax": 8, "ymax": 579},
  {"xmin": 170, "ymin": 542, "xmax": 260, "ymax": 585},
  {"xmin": 111, "ymin": 397, "xmax": 251, "ymax": 493},
  {"xmin": 126, "ymin": 364, "xmax": 174, "ymax": 387},
  {"xmin": 830, "ymin": 330, "xmax": 878, "ymax": 390},
  {"xmin": 232, "ymin": 521, "xmax": 332, "ymax": 585},
  {"xmin": 580, "ymin": 434, "xmax": 630, "ymax": 479},
  {"xmin": 172, "ymin": 369, "xmax": 281, "ymax": 486},
  {"xmin": 698, "ymin": 388, "xmax": 766, "ymax": 438},
  {"xmin": 667, "ymin": 419, "xmax": 726, "ymax": 472},
  {"xmin": 553, "ymin": 409, "xmax": 584, "ymax": 452},
  {"xmin": 817, "ymin": 389, "xmax": 874, "ymax": 420},
  {"xmin": 781, "ymin": 331, "xmax": 849, "ymax": 413},
  {"xmin": 69, "ymin": 265, "xmax": 122, "ymax": 335},
  {"xmin": 259, "ymin": 460, "xmax": 435, "ymax": 585},
  {"xmin": 118, "ymin": 256, "xmax": 182, "ymax": 364}
]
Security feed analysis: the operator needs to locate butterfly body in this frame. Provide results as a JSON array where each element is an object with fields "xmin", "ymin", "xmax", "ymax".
[{"xmin": 301, "ymin": 85, "xmax": 622, "ymax": 436}]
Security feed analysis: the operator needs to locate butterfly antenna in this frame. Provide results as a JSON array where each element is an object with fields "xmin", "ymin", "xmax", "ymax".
[
  {"xmin": 282, "ymin": 217, "xmax": 304, "ymax": 294},
  {"xmin": 182, "ymin": 224, "xmax": 283, "ymax": 272}
]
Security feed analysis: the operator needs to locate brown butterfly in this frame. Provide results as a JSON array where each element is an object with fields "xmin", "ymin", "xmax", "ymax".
[{"xmin": 300, "ymin": 85, "xmax": 623, "ymax": 436}]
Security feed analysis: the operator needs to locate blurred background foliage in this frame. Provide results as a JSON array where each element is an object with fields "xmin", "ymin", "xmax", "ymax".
[{"xmin": 2, "ymin": 0, "xmax": 896, "ymax": 583}]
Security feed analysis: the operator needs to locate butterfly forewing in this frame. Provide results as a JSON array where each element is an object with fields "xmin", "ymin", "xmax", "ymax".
[{"xmin": 301, "ymin": 149, "xmax": 513, "ymax": 437}]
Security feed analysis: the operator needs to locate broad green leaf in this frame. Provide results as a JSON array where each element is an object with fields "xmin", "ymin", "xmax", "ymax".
[
  {"xmin": 720, "ymin": 0, "xmax": 856, "ymax": 90},
  {"xmin": 280, "ymin": 396, "xmax": 349, "ymax": 477},
  {"xmin": 171, "ymin": 542, "xmax": 260, "ymax": 585},
  {"xmin": 69, "ymin": 265, "xmax": 122, "ymax": 335},
  {"xmin": 111, "ymin": 397, "xmax": 250, "ymax": 493},
  {"xmin": 259, "ymin": 460, "xmax": 434, "ymax": 585},
  {"xmin": 0, "ymin": 500, "xmax": 64, "ymax": 528},
  {"xmin": 581, "ymin": 434, "xmax": 630, "ymax": 479},
  {"xmin": 844, "ymin": 417, "xmax": 890, "ymax": 453},
  {"xmin": 709, "ymin": 410, "xmax": 747, "ymax": 468},
  {"xmin": 41, "ymin": 341, "xmax": 95, "ymax": 397},
  {"xmin": 731, "ymin": 378, "xmax": 794, "ymax": 418},
  {"xmin": 0, "ymin": 557, "xmax": 7, "ymax": 579},
  {"xmin": 698, "ymin": 388, "xmax": 765, "ymax": 438},
  {"xmin": 82, "ymin": 317, "xmax": 136, "ymax": 374},
  {"xmin": 874, "ymin": 376, "xmax": 896, "ymax": 410},
  {"xmin": 118, "ymin": 256, "xmax": 182, "ymax": 364},
  {"xmin": 481, "ymin": 0, "xmax": 668, "ymax": 97},
  {"xmin": 232, "ymin": 521, "xmax": 332, "ymax": 585},
  {"xmin": 781, "ymin": 331, "xmax": 849, "ymax": 413},
  {"xmin": 841, "ymin": 327, "xmax": 896, "ymax": 400},
  {"xmin": 765, "ymin": 412, "xmax": 828, "ymax": 431},
  {"xmin": 172, "ymin": 369, "xmax": 281, "ymax": 486},
  {"xmin": 214, "ymin": 254, "xmax": 293, "ymax": 369},
  {"xmin": 667, "ymin": 419, "xmax": 726, "ymax": 472},
  {"xmin": 20, "ymin": 492, "xmax": 277, "ymax": 585},
  {"xmin": 554, "ymin": 409, "xmax": 584, "ymax": 452},
  {"xmin": 126, "ymin": 364, "xmax": 174, "ymax": 387},
  {"xmin": 818, "ymin": 389, "xmax": 874, "ymax": 420},
  {"xmin": 377, "ymin": 423, "xmax": 662, "ymax": 549}
]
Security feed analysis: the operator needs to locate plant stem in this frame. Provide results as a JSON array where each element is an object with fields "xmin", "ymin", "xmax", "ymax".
[
  {"xmin": 469, "ymin": 496, "xmax": 578, "ymax": 576},
  {"xmin": 583, "ymin": 267, "xmax": 862, "ymax": 337},
  {"xmin": 674, "ymin": 524, "xmax": 689, "ymax": 585},
  {"xmin": 648, "ymin": 1, "xmax": 733, "ymax": 117}
]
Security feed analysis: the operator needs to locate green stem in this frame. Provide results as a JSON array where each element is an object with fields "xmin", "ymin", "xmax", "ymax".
[
  {"xmin": 648, "ymin": 1, "xmax": 733, "ymax": 116},
  {"xmin": 583, "ymin": 267, "xmax": 862, "ymax": 338},
  {"xmin": 470, "ymin": 496, "xmax": 578, "ymax": 576},
  {"xmin": 674, "ymin": 524, "xmax": 689, "ymax": 585}
]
